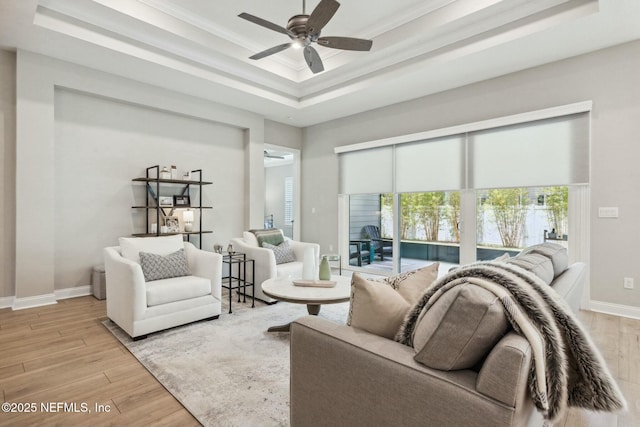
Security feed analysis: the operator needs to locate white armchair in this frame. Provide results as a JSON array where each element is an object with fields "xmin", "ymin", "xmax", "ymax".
[
  {"xmin": 230, "ymin": 231, "xmax": 320, "ymax": 303},
  {"xmin": 103, "ymin": 235, "xmax": 222, "ymax": 339}
]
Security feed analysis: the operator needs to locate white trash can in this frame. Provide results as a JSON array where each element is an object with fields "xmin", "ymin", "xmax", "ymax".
[{"xmin": 92, "ymin": 264, "xmax": 106, "ymax": 300}]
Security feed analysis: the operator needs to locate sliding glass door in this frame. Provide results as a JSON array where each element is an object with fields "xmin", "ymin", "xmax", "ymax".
[
  {"xmin": 476, "ymin": 186, "xmax": 569, "ymax": 260},
  {"xmin": 347, "ymin": 194, "xmax": 395, "ymax": 273},
  {"xmin": 338, "ymin": 107, "xmax": 589, "ymax": 276},
  {"xmin": 398, "ymin": 191, "xmax": 461, "ymax": 272}
]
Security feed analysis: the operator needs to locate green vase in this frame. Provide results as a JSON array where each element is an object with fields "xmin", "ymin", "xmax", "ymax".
[{"xmin": 319, "ymin": 256, "xmax": 331, "ymax": 280}]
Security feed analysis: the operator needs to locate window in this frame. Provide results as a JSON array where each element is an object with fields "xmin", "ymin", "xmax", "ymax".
[
  {"xmin": 476, "ymin": 186, "xmax": 568, "ymax": 260},
  {"xmin": 337, "ymin": 104, "xmax": 589, "ymax": 274},
  {"xmin": 348, "ymin": 194, "xmax": 394, "ymax": 272},
  {"xmin": 283, "ymin": 176, "xmax": 294, "ymax": 238},
  {"xmin": 399, "ymin": 191, "xmax": 460, "ymax": 272}
]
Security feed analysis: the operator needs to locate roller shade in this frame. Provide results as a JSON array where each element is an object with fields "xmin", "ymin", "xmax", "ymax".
[
  {"xmin": 395, "ymin": 135, "xmax": 465, "ymax": 192},
  {"xmin": 339, "ymin": 146, "xmax": 393, "ymax": 194},
  {"xmin": 468, "ymin": 113, "xmax": 589, "ymax": 189}
]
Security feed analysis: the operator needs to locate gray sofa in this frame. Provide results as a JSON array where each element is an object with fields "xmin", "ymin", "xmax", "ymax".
[{"xmin": 290, "ymin": 246, "xmax": 586, "ymax": 427}]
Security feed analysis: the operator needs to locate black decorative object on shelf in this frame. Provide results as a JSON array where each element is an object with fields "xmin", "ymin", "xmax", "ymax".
[{"xmin": 131, "ymin": 165, "xmax": 213, "ymax": 248}]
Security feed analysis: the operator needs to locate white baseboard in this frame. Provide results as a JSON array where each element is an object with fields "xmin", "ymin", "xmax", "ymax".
[
  {"xmin": 0, "ymin": 296, "xmax": 15, "ymax": 309},
  {"xmin": 55, "ymin": 285, "xmax": 91, "ymax": 300},
  {"xmin": 12, "ymin": 293, "xmax": 58, "ymax": 310},
  {"xmin": 5, "ymin": 285, "xmax": 93, "ymax": 311},
  {"xmin": 588, "ymin": 300, "xmax": 640, "ymax": 320}
]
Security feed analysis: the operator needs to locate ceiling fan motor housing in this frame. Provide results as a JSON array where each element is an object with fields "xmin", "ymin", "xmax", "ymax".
[{"xmin": 287, "ymin": 15, "xmax": 311, "ymax": 37}]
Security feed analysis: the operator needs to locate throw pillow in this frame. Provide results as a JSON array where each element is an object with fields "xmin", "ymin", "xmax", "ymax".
[
  {"xmin": 119, "ymin": 234, "xmax": 184, "ymax": 263},
  {"xmin": 493, "ymin": 252, "xmax": 511, "ymax": 262},
  {"xmin": 381, "ymin": 262, "xmax": 440, "ymax": 303},
  {"xmin": 412, "ymin": 283, "xmax": 509, "ymax": 370},
  {"xmin": 250, "ymin": 229, "xmax": 285, "ymax": 247},
  {"xmin": 348, "ymin": 273, "xmax": 410, "ymax": 339},
  {"xmin": 347, "ymin": 263, "xmax": 440, "ymax": 339},
  {"xmin": 520, "ymin": 243, "xmax": 568, "ymax": 278},
  {"xmin": 506, "ymin": 252, "xmax": 554, "ymax": 285},
  {"xmin": 263, "ymin": 240, "xmax": 295, "ymax": 264},
  {"xmin": 139, "ymin": 248, "xmax": 191, "ymax": 282}
]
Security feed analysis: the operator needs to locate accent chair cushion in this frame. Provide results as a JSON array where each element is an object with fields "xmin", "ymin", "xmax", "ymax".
[
  {"xmin": 347, "ymin": 263, "xmax": 440, "ymax": 339},
  {"xmin": 139, "ymin": 248, "xmax": 191, "ymax": 282},
  {"xmin": 412, "ymin": 283, "xmax": 509, "ymax": 370},
  {"xmin": 243, "ymin": 231, "xmax": 259, "ymax": 247},
  {"xmin": 506, "ymin": 252, "xmax": 554, "ymax": 285},
  {"xmin": 119, "ymin": 235, "xmax": 184, "ymax": 263},
  {"xmin": 146, "ymin": 275, "xmax": 211, "ymax": 307},
  {"xmin": 263, "ymin": 240, "xmax": 296, "ymax": 264},
  {"xmin": 519, "ymin": 243, "xmax": 568, "ymax": 278}
]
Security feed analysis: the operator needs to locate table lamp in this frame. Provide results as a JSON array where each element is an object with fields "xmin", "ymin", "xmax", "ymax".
[{"xmin": 182, "ymin": 209, "xmax": 194, "ymax": 232}]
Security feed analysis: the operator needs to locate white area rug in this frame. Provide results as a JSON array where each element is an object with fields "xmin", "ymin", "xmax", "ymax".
[{"xmin": 105, "ymin": 299, "xmax": 349, "ymax": 427}]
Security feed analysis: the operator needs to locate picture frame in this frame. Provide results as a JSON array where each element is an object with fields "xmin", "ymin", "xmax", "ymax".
[
  {"xmin": 173, "ymin": 195, "xmax": 191, "ymax": 207},
  {"xmin": 159, "ymin": 196, "xmax": 173, "ymax": 207},
  {"xmin": 164, "ymin": 216, "xmax": 180, "ymax": 233}
]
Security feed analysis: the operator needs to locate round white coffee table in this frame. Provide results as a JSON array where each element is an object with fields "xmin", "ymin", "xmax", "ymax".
[{"xmin": 261, "ymin": 275, "xmax": 351, "ymax": 332}]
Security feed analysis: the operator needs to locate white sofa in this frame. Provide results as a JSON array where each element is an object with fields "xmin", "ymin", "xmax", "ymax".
[
  {"xmin": 103, "ymin": 235, "xmax": 222, "ymax": 339},
  {"xmin": 230, "ymin": 231, "xmax": 320, "ymax": 303}
]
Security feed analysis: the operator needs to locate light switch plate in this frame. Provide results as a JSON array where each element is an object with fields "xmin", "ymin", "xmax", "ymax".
[{"xmin": 598, "ymin": 207, "xmax": 619, "ymax": 218}]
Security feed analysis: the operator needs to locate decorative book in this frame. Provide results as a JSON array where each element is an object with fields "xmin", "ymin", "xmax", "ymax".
[{"xmin": 293, "ymin": 279, "xmax": 337, "ymax": 288}]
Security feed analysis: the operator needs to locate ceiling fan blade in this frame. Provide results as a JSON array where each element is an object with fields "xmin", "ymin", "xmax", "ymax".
[
  {"xmin": 238, "ymin": 12, "xmax": 294, "ymax": 37},
  {"xmin": 306, "ymin": 0, "xmax": 340, "ymax": 36},
  {"xmin": 317, "ymin": 36, "xmax": 373, "ymax": 51},
  {"xmin": 304, "ymin": 46, "xmax": 324, "ymax": 74},
  {"xmin": 264, "ymin": 150, "xmax": 285, "ymax": 159},
  {"xmin": 249, "ymin": 43, "xmax": 293, "ymax": 60}
]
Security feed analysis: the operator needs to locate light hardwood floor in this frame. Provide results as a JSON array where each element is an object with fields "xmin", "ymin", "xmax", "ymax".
[
  {"xmin": 0, "ymin": 296, "xmax": 638, "ymax": 426},
  {"xmin": 0, "ymin": 296, "xmax": 199, "ymax": 426}
]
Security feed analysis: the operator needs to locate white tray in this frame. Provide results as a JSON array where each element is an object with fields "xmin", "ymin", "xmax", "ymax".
[{"xmin": 293, "ymin": 279, "xmax": 337, "ymax": 288}]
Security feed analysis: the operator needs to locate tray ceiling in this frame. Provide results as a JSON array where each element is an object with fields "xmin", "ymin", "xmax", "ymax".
[{"xmin": 1, "ymin": 0, "xmax": 640, "ymax": 126}]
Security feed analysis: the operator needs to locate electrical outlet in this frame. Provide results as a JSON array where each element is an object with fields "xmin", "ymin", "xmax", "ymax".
[{"xmin": 624, "ymin": 277, "xmax": 634, "ymax": 289}]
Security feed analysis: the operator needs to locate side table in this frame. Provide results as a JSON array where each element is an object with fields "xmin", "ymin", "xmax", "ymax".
[{"xmin": 222, "ymin": 252, "xmax": 255, "ymax": 314}]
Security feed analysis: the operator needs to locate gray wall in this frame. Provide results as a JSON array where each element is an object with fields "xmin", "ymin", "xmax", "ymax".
[
  {"xmin": 301, "ymin": 39, "xmax": 640, "ymax": 309},
  {"xmin": 53, "ymin": 89, "xmax": 245, "ymax": 289},
  {"xmin": 0, "ymin": 50, "xmax": 16, "ymax": 300},
  {"xmin": 265, "ymin": 120, "xmax": 302, "ymax": 150},
  {"xmin": 11, "ymin": 50, "xmax": 266, "ymax": 305}
]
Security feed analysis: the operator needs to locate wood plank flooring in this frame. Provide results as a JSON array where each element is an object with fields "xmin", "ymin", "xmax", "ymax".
[
  {"xmin": 0, "ymin": 296, "xmax": 639, "ymax": 426},
  {"xmin": 0, "ymin": 296, "xmax": 199, "ymax": 427}
]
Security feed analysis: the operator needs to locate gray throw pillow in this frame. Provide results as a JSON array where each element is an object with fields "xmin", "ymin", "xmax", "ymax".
[
  {"xmin": 263, "ymin": 240, "xmax": 295, "ymax": 264},
  {"xmin": 139, "ymin": 248, "xmax": 190, "ymax": 282},
  {"xmin": 412, "ymin": 284, "xmax": 509, "ymax": 371},
  {"xmin": 506, "ymin": 252, "xmax": 554, "ymax": 285},
  {"xmin": 520, "ymin": 243, "xmax": 568, "ymax": 278}
]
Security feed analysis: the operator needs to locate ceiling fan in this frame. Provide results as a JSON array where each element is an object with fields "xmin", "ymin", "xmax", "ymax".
[
  {"xmin": 238, "ymin": 0, "xmax": 373, "ymax": 74},
  {"xmin": 264, "ymin": 150, "xmax": 285, "ymax": 159}
]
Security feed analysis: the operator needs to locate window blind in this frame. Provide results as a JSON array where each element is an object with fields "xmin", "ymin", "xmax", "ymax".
[
  {"xmin": 395, "ymin": 135, "xmax": 465, "ymax": 192},
  {"xmin": 339, "ymin": 146, "xmax": 393, "ymax": 194},
  {"xmin": 468, "ymin": 113, "xmax": 589, "ymax": 189},
  {"xmin": 338, "ymin": 111, "xmax": 589, "ymax": 195}
]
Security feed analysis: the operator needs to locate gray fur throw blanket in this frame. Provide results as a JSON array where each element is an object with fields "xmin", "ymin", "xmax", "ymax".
[{"xmin": 395, "ymin": 261, "xmax": 626, "ymax": 422}]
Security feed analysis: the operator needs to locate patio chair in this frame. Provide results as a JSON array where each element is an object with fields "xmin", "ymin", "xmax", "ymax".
[
  {"xmin": 349, "ymin": 240, "xmax": 371, "ymax": 266},
  {"xmin": 362, "ymin": 225, "xmax": 393, "ymax": 261}
]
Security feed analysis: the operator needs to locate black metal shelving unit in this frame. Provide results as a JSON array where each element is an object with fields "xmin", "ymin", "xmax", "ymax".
[{"xmin": 131, "ymin": 165, "xmax": 212, "ymax": 248}]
